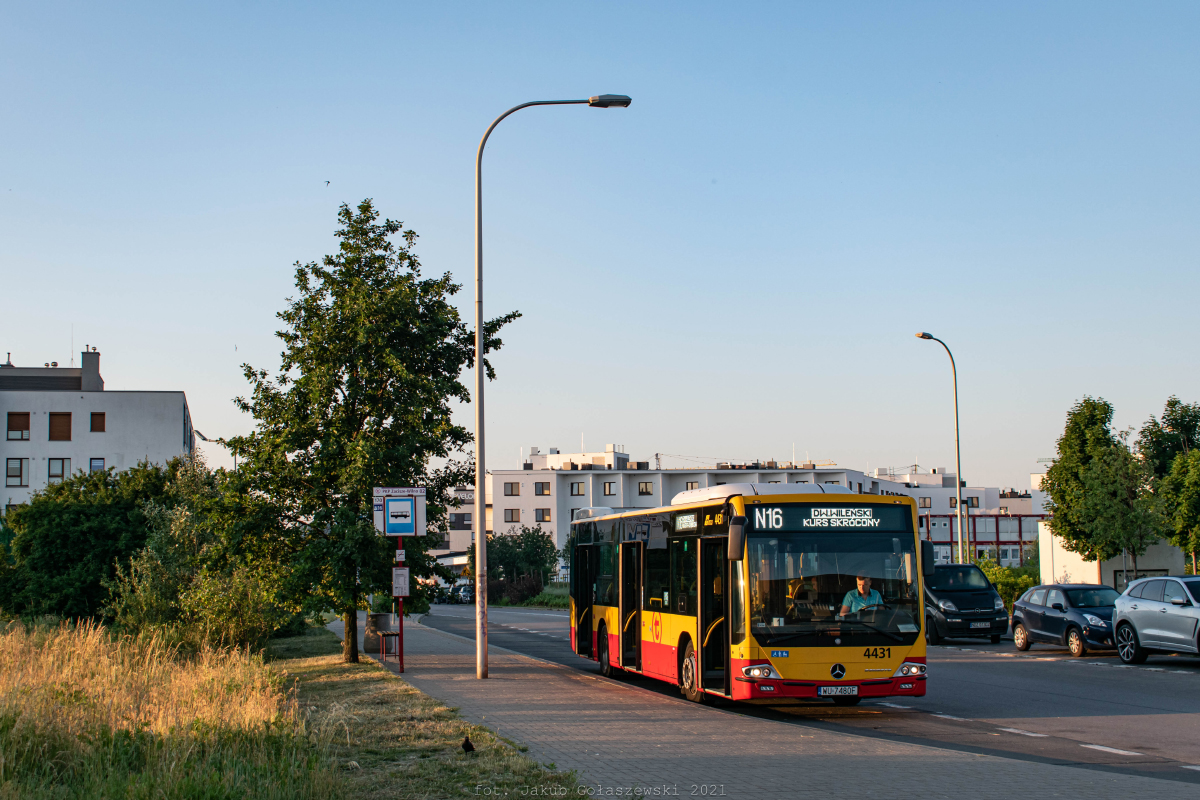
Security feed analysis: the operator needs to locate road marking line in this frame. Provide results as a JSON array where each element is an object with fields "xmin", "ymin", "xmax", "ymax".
[
  {"xmin": 875, "ymin": 702, "xmax": 911, "ymax": 708},
  {"xmin": 932, "ymin": 714, "xmax": 970, "ymax": 721},
  {"xmin": 998, "ymin": 727, "xmax": 1048, "ymax": 737},
  {"xmin": 1081, "ymin": 744, "xmax": 1143, "ymax": 756},
  {"xmin": 1182, "ymin": 766, "xmax": 1200, "ymax": 772}
]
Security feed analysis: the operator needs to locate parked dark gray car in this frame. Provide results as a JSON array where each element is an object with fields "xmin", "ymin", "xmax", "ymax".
[
  {"xmin": 1011, "ymin": 584, "xmax": 1118, "ymax": 656},
  {"xmin": 1113, "ymin": 576, "xmax": 1200, "ymax": 663}
]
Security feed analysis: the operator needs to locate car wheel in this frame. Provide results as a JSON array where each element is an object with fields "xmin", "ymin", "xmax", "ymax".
[
  {"xmin": 1116, "ymin": 623, "xmax": 1148, "ymax": 664},
  {"xmin": 1067, "ymin": 627, "xmax": 1086, "ymax": 657},
  {"xmin": 832, "ymin": 696, "xmax": 861, "ymax": 707},
  {"xmin": 598, "ymin": 624, "xmax": 617, "ymax": 678},
  {"xmin": 925, "ymin": 616, "xmax": 942, "ymax": 646},
  {"xmin": 679, "ymin": 641, "xmax": 706, "ymax": 703},
  {"xmin": 1013, "ymin": 623, "xmax": 1031, "ymax": 651},
  {"xmin": 990, "ymin": 635, "xmax": 1002, "ymax": 644}
]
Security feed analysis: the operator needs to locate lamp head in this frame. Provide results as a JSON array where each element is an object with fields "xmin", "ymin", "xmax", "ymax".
[
  {"xmin": 916, "ymin": 332, "xmax": 933, "ymax": 340},
  {"xmin": 588, "ymin": 94, "xmax": 632, "ymax": 108}
]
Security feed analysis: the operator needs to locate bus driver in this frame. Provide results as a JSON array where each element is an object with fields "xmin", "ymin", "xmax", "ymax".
[{"xmin": 839, "ymin": 571, "xmax": 883, "ymax": 617}]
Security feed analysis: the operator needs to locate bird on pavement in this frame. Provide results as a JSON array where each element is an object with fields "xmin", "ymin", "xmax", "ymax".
[{"xmin": 461, "ymin": 735, "xmax": 475, "ymax": 753}]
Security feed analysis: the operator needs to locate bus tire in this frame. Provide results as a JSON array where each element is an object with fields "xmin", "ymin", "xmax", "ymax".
[
  {"xmin": 598, "ymin": 624, "xmax": 617, "ymax": 678},
  {"xmin": 679, "ymin": 641, "xmax": 706, "ymax": 703}
]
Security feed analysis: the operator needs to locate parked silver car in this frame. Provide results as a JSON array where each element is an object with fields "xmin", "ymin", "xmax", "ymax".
[{"xmin": 1112, "ymin": 576, "xmax": 1200, "ymax": 663}]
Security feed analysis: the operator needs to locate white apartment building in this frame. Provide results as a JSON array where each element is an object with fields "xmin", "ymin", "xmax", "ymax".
[
  {"xmin": 485, "ymin": 444, "xmax": 1045, "ymax": 568},
  {"xmin": 2, "ymin": 349, "xmax": 195, "ymax": 509}
]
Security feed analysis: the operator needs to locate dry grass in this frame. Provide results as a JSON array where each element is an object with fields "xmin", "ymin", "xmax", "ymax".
[
  {"xmin": 268, "ymin": 626, "xmax": 579, "ymax": 800},
  {"xmin": 0, "ymin": 620, "xmax": 337, "ymax": 799}
]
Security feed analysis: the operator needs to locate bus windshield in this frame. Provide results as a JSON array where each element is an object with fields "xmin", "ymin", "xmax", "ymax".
[{"xmin": 746, "ymin": 505, "xmax": 920, "ymax": 647}]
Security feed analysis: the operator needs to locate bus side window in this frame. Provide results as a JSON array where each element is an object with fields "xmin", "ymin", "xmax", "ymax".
[
  {"xmin": 671, "ymin": 538, "xmax": 698, "ymax": 616},
  {"xmin": 645, "ymin": 547, "xmax": 669, "ymax": 610}
]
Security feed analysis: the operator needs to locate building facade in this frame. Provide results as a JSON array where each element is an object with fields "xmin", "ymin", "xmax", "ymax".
[
  {"xmin": 484, "ymin": 444, "xmax": 1045, "ymax": 568},
  {"xmin": 2, "ymin": 350, "xmax": 194, "ymax": 509}
]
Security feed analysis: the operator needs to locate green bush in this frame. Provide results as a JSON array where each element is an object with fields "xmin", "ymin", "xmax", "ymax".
[{"xmin": 976, "ymin": 556, "xmax": 1039, "ymax": 611}]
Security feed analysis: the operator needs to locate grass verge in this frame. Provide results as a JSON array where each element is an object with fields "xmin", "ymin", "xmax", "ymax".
[
  {"xmin": 266, "ymin": 626, "xmax": 578, "ymax": 800},
  {"xmin": 0, "ymin": 620, "xmax": 336, "ymax": 799}
]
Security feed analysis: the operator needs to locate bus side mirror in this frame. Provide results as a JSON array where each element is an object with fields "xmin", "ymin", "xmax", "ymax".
[
  {"xmin": 728, "ymin": 516, "xmax": 747, "ymax": 561},
  {"xmin": 921, "ymin": 540, "xmax": 936, "ymax": 578}
]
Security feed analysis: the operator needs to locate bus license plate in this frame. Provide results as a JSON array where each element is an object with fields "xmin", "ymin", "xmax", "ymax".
[
  {"xmin": 818, "ymin": 686, "xmax": 858, "ymax": 696},
  {"xmin": 970, "ymin": 622, "xmax": 990, "ymax": 628}
]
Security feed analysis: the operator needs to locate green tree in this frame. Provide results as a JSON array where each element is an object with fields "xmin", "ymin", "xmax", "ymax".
[
  {"xmin": 1040, "ymin": 397, "xmax": 1120, "ymax": 559},
  {"xmin": 227, "ymin": 199, "xmax": 518, "ymax": 662},
  {"xmin": 1162, "ymin": 450, "xmax": 1200, "ymax": 574},
  {"xmin": 0, "ymin": 461, "xmax": 181, "ymax": 617},
  {"xmin": 1138, "ymin": 396, "xmax": 1200, "ymax": 480},
  {"xmin": 469, "ymin": 524, "xmax": 558, "ymax": 584},
  {"xmin": 1079, "ymin": 435, "xmax": 1163, "ymax": 576}
]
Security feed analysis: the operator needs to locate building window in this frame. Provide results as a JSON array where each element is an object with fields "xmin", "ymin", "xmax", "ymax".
[
  {"xmin": 6, "ymin": 458, "xmax": 29, "ymax": 487},
  {"xmin": 824, "ymin": 481, "xmax": 839, "ymax": 486},
  {"xmin": 638, "ymin": 481, "xmax": 653, "ymax": 496},
  {"xmin": 949, "ymin": 497, "xmax": 957, "ymax": 508},
  {"xmin": 449, "ymin": 513, "xmax": 473, "ymax": 530},
  {"xmin": 918, "ymin": 497, "xmax": 931, "ymax": 508},
  {"xmin": 534, "ymin": 482, "xmax": 550, "ymax": 496},
  {"xmin": 966, "ymin": 497, "xmax": 980, "ymax": 508},
  {"xmin": 685, "ymin": 481, "xmax": 698, "ymax": 491},
  {"xmin": 7, "ymin": 413, "xmax": 30, "ymax": 441},
  {"xmin": 48, "ymin": 413, "xmax": 72, "ymax": 441},
  {"xmin": 48, "ymin": 458, "xmax": 70, "ymax": 484},
  {"xmin": 503, "ymin": 482, "xmax": 520, "ymax": 496},
  {"xmin": 999, "ymin": 506, "xmax": 1008, "ymax": 514},
  {"xmin": 570, "ymin": 482, "xmax": 585, "ymax": 497},
  {"xmin": 535, "ymin": 508, "xmax": 551, "ymax": 523},
  {"xmin": 603, "ymin": 482, "xmax": 615, "ymax": 496},
  {"xmin": 89, "ymin": 458, "xmax": 105, "ymax": 473},
  {"xmin": 504, "ymin": 509, "xmax": 520, "ymax": 523},
  {"xmin": 91, "ymin": 412, "xmax": 106, "ymax": 433}
]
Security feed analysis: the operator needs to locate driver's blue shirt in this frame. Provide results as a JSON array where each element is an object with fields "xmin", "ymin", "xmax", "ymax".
[{"xmin": 841, "ymin": 587, "xmax": 882, "ymax": 613}]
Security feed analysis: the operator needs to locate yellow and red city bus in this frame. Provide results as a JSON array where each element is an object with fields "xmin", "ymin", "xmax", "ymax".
[{"xmin": 568, "ymin": 483, "xmax": 933, "ymax": 704}]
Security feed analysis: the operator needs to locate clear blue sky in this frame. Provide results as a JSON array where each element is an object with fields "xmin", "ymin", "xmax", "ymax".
[{"xmin": 3, "ymin": 2, "xmax": 1198, "ymax": 489}]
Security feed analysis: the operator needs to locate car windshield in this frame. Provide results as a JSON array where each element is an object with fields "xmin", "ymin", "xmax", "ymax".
[
  {"xmin": 746, "ymin": 503, "xmax": 920, "ymax": 647},
  {"xmin": 1065, "ymin": 587, "xmax": 1119, "ymax": 608},
  {"xmin": 926, "ymin": 565, "xmax": 990, "ymax": 591}
]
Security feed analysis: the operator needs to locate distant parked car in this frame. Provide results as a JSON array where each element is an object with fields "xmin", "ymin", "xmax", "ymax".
[
  {"xmin": 1012, "ymin": 584, "xmax": 1119, "ymax": 656},
  {"xmin": 1113, "ymin": 576, "xmax": 1200, "ymax": 664},
  {"xmin": 923, "ymin": 564, "xmax": 1009, "ymax": 644},
  {"xmin": 449, "ymin": 583, "xmax": 474, "ymax": 605}
]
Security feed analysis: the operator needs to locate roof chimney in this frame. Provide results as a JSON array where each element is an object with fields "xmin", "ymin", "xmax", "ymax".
[{"xmin": 81, "ymin": 349, "xmax": 103, "ymax": 391}]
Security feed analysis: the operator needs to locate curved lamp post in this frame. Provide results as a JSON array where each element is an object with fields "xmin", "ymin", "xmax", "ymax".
[
  {"xmin": 916, "ymin": 332, "xmax": 966, "ymax": 565},
  {"xmin": 474, "ymin": 95, "xmax": 632, "ymax": 679}
]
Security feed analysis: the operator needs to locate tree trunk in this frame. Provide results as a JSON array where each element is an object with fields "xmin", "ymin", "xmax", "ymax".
[
  {"xmin": 343, "ymin": 604, "xmax": 360, "ymax": 663},
  {"xmin": 1131, "ymin": 551, "xmax": 1139, "ymax": 581}
]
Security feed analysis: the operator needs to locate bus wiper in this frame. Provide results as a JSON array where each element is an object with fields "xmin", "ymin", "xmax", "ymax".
[{"xmin": 840, "ymin": 620, "xmax": 904, "ymax": 642}]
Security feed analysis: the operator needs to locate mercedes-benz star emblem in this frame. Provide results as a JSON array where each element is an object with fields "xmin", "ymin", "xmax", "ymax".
[{"xmin": 830, "ymin": 663, "xmax": 846, "ymax": 680}]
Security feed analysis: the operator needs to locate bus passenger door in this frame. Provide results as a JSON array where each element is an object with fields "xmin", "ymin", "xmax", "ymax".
[
  {"xmin": 620, "ymin": 542, "xmax": 642, "ymax": 670},
  {"xmin": 699, "ymin": 539, "xmax": 730, "ymax": 695},
  {"xmin": 575, "ymin": 545, "xmax": 595, "ymax": 657}
]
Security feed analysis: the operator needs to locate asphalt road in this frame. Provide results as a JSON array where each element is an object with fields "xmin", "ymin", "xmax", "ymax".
[{"xmin": 422, "ymin": 604, "xmax": 1200, "ymax": 785}]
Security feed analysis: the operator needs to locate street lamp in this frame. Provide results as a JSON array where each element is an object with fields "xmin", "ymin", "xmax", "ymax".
[
  {"xmin": 474, "ymin": 94, "xmax": 632, "ymax": 679},
  {"xmin": 916, "ymin": 332, "xmax": 966, "ymax": 565}
]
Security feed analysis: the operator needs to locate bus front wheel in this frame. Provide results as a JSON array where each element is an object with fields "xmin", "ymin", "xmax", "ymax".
[
  {"xmin": 598, "ymin": 624, "xmax": 617, "ymax": 679},
  {"xmin": 679, "ymin": 641, "xmax": 706, "ymax": 703}
]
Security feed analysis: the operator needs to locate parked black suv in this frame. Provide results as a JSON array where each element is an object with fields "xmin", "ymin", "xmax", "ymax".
[
  {"xmin": 1012, "ymin": 584, "xmax": 1118, "ymax": 656},
  {"xmin": 924, "ymin": 564, "xmax": 1009, "ymax": 644}
]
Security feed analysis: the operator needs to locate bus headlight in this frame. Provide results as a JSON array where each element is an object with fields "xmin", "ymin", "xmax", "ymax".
[
  {"xmin": 742, "ymin": 664, "xmax": 781, "ymax": 680},
  {"xmin": 893, "ymin": 662, "xmax": 927, "ymax": 677}
]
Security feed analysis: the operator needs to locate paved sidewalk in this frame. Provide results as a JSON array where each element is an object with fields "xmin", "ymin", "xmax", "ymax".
[{"xmin": 329, "ymin": 616, "xmax": 1196, "ymax": 799}]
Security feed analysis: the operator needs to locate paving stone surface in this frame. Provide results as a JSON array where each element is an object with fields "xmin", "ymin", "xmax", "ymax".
[{"xmin": 329, "ymin": 615, "xmax": 1197, "ymax": 799}]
